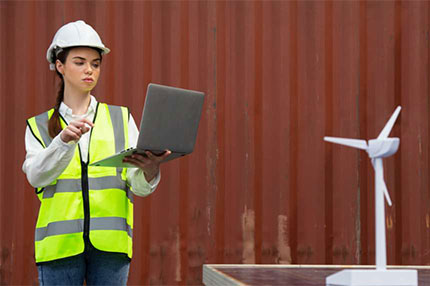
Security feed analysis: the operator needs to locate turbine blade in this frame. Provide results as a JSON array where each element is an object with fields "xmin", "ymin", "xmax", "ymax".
[
  {"xmin": 381, "ymin": 178, "xmax": 392, "ymax": 206},
  {"xmin": 324, "ymin": 137, "xmax": 368, "ymax": 150},
  {"xmin": 377, "ymin": 106, "xmax": 401, "ymax": 139},
  {"xmin": 375, "ymin": 159, "xmax": 392, "ymax": 206}
]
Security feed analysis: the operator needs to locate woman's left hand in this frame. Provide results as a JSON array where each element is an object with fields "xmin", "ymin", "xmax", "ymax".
[{"xmin": 123, "ymin": 150, "xmax": 171, "ymax": 182}]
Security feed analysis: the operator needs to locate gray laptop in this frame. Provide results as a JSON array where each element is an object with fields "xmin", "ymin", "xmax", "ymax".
[{"xmin": 90, "ymin": 83, "xmax": 205, "ymax": 167}]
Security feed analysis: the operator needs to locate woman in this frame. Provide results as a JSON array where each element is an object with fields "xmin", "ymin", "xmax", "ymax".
[{"xmin": 22, "ymin": 20, "xmax": 170, "ymax": 285}]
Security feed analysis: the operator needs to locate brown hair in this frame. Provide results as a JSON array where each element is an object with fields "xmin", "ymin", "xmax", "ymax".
[
  {"xmin": 47, "ymin": 47, "xmax": 103, "ymax": 138},
  {"xmin": 48, "ymin": 48, "xmax": 70, "ymax": 138}
]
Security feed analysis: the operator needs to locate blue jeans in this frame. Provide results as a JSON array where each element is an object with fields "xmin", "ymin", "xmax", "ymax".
[{"xmin": 37, "ymin": 244, "xmax": 130, "ymax": 285}]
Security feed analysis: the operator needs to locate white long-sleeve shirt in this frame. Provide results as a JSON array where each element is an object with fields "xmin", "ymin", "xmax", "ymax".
[{"xmin": 22, "ymin": 95, "xmax": 159, "ymax": 197}]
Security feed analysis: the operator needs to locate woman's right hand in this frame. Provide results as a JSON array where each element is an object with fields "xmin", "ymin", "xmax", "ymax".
[{"xmin": 60, "ymin": 118, "xmax": 94, "ymax": 143}]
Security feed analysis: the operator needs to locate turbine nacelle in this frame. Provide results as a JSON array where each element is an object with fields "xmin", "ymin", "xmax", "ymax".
[{"xmin": 367, "ymin": 138, "xmax": 400, "ymax": 158}]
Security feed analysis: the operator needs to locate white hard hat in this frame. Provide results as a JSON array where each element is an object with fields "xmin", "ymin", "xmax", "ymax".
[{"xmin": 46, "ymin": 20, "xmax": 110, "ymax": 70}]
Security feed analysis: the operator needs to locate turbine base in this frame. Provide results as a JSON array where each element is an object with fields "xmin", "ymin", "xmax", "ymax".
[{"xmin": 326, "ymin": 269, "xmax": 417, "ymax": 286}]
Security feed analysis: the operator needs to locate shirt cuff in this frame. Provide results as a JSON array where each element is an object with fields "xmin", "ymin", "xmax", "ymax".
[{"xmin": 127, "ymin": 168, "xmax": 161, "ymax": 197}]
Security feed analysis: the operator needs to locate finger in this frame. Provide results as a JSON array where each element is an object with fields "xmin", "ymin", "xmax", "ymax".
[
  {"xmin": 72, "ymin": 120, "xmax": 90, "ymax": 129},
  {"xmin": 67, "ymin": 125, "xmax": 82, "ymax": 137},
  {"xmin": 126, "ymin": 154, "xmax": 152, "ymax": 165},
  {"xmin": 122, "ymin": 158, "xmax": 139, "ymax": 167},
  {"xmin": 131, "ymin": 153, "xmax": 151, "ymax": 162},
  {"xmin": 63, "ymin": 129, "xmax": 80, "ymax": 141},
  {"xmin": 147, "ymin": 150, "xmax": 171, "ymax": 160},
  {"xmin": 73, "ymin": 121, "xmax": 92, "ymax": 134},
  {"xmin": 71, "ymin": 119, "xmax": 93, "ymax": 132},
  {"xmin": 161, "ymin": 150, "xmax": 171, "ymax": 159},
  {"xmin": 73, "ymin": 123, "xmax": 89, "ymax": 134},
  {"xmin": 83, "ymin": 126, "xmax": 90, "ymax": 134},
  {"xmin": 70, "ymin": 121, "xmax": 85, "ymax": 129},
  {"xmin": 80, "ymin": 125, "xmax": 90, "ymax": 134},
  {"xmin": 123, "ymin": 157, "xmax": 146, "ymax": 168},
  {"xmin": 145, "ymin": 151, "xmax": 156, "ymax": 159},
  {"xmin": 80, "ymin": 117, "xmax": 95, "ymax": 127}
]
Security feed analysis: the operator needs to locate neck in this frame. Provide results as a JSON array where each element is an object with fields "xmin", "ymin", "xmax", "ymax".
[{"xmin": 63, "ymin": 86, "xmax": 91, "ymax": 115}]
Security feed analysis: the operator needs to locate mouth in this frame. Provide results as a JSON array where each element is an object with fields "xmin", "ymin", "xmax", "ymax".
[{"xmin": 83, "ymin": 78, "xmax": 94, "ymax": 83}]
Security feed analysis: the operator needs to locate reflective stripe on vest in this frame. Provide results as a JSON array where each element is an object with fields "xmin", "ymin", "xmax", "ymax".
[
  {"xmin": 35, "ymin": 217, "xmax": 132, "ymax": 241},
  {"xmin": 35, "ymin": 110, "xmax": 53, "ymax": 147},
  {"xmin": 41, "ymin": 176, "xmax": 134, "ymax": 202},
  {"xmin": 27, "ymin": 103, "xmax": 133, "ymax": 263}
]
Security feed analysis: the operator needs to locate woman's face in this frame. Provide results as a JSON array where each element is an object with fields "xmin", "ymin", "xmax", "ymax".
[{"xmin": 56, "ymin": 47, "xmax": 101, "ymax": 93}]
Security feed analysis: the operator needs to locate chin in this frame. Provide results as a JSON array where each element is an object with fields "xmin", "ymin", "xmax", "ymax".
[
  {"xmin": 82, "ymin": 83, "xmax": 96, "ymax": 91},
  {"xmin": 79, "ymin": 86, "xmax": 94, "ymax": 93}
]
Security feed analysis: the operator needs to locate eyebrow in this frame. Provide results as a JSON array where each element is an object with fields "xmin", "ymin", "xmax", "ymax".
[{"xmin": 72, "ymin": 56, "xmax": 101, "ymax": 62}]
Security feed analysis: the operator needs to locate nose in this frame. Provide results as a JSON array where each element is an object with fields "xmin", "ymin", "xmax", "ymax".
[{"xmin": 85, "ymin": 63, "xmax": 93, "ymax": 75}]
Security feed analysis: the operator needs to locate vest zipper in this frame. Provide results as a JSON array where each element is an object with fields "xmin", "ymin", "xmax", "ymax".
[
  {"xmin": 81, "ymin": 161, "xmax": 90, "ymax": 250},
  {"xmin": 76, "ymin": 142, "xmax": 90, "ymax": 250},
  {"xmin": 83, "ymin": 103, "xmax": 98, "ymax": 250}
]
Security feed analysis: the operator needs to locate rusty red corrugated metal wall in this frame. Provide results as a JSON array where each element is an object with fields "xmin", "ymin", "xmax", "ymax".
[{"xmin": 1, "ymin": 1, "xmax": 430, "ymax": 285}]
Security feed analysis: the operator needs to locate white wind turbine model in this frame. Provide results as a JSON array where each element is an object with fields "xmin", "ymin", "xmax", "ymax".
[{"xmin": 324, "ymin": 106, "xmax": 417, "ymax": 286}]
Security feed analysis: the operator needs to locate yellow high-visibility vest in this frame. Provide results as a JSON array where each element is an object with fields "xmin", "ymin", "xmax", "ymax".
[{"xmin": 27, "ymin": 103, "xmax": 133, "ymax": 263}]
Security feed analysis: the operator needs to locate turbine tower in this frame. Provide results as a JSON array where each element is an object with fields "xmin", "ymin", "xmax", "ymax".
[{"xmin": 324, "ymin": 106, "xmax": 417, "ymax": 286}]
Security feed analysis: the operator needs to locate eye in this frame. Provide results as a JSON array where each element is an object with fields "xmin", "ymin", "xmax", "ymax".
[
  {"xmin": 74, "ymin": 61, "xmax": 84, "ymax": 66},
  {"xmin": 92, "ymin": 63, "xmax": 100, "ymax": 68}
]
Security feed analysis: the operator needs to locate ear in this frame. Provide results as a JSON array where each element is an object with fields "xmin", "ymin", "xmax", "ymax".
[{"xmin": 56, "ymin": 59, "xmax": 64, "ymax": 75}]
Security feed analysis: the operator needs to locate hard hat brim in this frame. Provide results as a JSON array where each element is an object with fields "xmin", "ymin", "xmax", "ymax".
[{"xmin": 47, "ymin": 44, "xmax": 110, "ymax": 70}]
